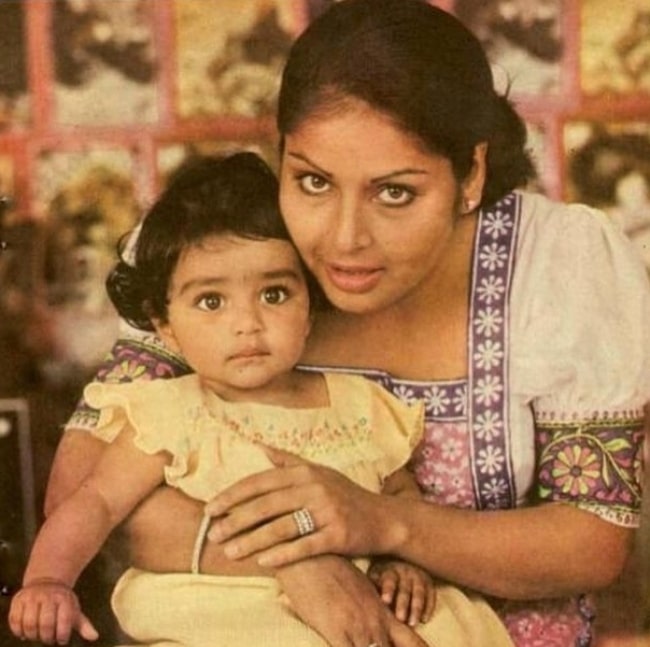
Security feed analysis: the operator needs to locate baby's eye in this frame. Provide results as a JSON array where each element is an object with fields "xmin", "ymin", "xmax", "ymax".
[
  {"xmin": 376, "ymin": 184, "xmax": 415, "ymax": 207},
  {"xmin": 298, "ymin": 173, "xmax": 330, "ymax": 195},
  {"xmin": 261, "ymin": 286, "xmax": 289, "ymax": 305},
  {"xmin": 196, "ymin": 293, "xmax": 223, "ymax": 311}
]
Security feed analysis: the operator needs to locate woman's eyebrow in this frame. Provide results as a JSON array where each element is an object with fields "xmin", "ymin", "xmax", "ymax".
[
  {"xmin": 287, "ymin": 151, "xmax": 428, "ymax": 183},
  {"xmin": 370, "ymin": 168, "xmax": 429, "ymax": 183},
  {"xmin": 286, "ymin": 152, "xmax": 332, "ymax": 178}
]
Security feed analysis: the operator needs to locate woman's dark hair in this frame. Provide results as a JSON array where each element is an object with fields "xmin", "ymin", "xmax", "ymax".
[
  {"xmin": 277, "ymin": 0, "xmax": 535, "ymax": 207},
  {"xmin": 107, "ymin": 152, "xmax": 308, "ymax": 331}
]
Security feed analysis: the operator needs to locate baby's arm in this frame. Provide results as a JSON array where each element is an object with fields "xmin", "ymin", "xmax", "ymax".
[
  {"xmin": 368, "ymin": 468, "xmax": 436, "ymax": 627},
  {"xmin": 383, "ymin": 467, "xmax": 422, "ymax": 500},
  {"xmin": 8, "ymin": 426, "xmax": 170, "ymax": 645}
]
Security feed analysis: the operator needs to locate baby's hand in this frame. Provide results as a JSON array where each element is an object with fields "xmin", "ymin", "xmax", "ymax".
[
  {"xmin": 8, "ymin": 579, "xmax": 99, "ymax": 645},
  {"xmin": 368, "ymin": 559, "xmax": 436, "ymax": 627}
]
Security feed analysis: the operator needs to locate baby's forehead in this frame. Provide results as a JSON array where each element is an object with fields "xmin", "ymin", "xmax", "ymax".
[
  {"xmin": 193, "ymin": 232, "xmax": 298, "ymax": 256},
  {"xmin": 177, "ymin": 233, "xmax": 304, "ymax": 279}
]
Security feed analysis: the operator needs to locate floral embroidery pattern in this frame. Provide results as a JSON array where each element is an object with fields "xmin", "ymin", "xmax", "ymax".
[
  {"xmin": 215, "ymin": 407, "xmax": 373, "ymax": 460},
  {"xmin": 467, "ymin": 194, "xmax": 520, "ymax": 510},
  {"xmin": 96, "ymin": 339, "xmax": 190, "ymax": 383},
  {"xmin": 536, "ymin": 418, "xmax": 644, "ymax": 527},
  {"xmin": 499, "ymin": 596, "xmax": 595, "ymax": 647},
  {"xmin": 410, "ymin": 420, "xmax": 474, "ymax": 508}
]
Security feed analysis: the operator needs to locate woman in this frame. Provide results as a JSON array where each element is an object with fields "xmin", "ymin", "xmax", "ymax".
[
  {"xmin": 46, "ymin": 1, "xmax": 650, "ymax": 646},
  {"xmin": 14, "ymin": 152, "xmax": 514, "ymax": 647}
]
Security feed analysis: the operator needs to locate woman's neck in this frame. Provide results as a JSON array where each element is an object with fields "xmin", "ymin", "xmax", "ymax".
[{"xmin": 304, "ymin": 214, "xmax": 477, "ymax": 381}]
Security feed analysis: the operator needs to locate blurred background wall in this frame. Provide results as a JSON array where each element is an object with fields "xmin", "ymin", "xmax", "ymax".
[{"xmin": 0, "ymin": 1, "xmax": 649, "ymax": 645}]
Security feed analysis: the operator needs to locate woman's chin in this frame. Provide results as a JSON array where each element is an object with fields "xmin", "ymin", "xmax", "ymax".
[{"xmin": 322, "ymin": 286, "xmax": 393, "ymax": 316}]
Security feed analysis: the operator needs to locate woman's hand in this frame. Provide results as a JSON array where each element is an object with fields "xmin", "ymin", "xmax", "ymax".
[
  {"xmin": 277, "ymin": 556, "xmax": 428, "ymax": 647},
  {"xmin": 205, "ymin": 446, "xmax": 401, "ymax": 567}
]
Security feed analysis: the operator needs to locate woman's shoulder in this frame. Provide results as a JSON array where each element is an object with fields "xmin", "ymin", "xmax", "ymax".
[
  {"xmin": 508, "ymin": 191, "xmax": 650, "ymax": 413},
  {"xmin": 516, "ymin": 190, "xmax": 616, "ymax": 238},
  {"xmin": 512, "ymin": 189, "xmax": 646, "ymax": 286}
]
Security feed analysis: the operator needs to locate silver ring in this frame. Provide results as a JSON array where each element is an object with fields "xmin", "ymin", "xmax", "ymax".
[{"xmin": 292, "ymin": 507, "xmax": 315, "ymax": 537}]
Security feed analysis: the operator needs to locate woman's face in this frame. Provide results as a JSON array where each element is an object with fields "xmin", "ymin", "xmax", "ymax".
[{"xmin": 279, "ymin": 100, "xmax": 477, "ymax": 315}]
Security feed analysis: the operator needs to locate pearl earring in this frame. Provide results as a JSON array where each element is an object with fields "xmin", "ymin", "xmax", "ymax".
[{"xmin": 463, "ymin": 198, "xmax": 477, "ymax": 214}]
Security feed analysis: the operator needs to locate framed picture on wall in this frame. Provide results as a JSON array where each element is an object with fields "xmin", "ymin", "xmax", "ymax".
[
  {"xmin": 565, "ymin": 120, "xmax": 650, "ymax": 272},
  {"xmin": 0, "ymin": 1, "xmax": 29, "ymax": 131},
  {"xmin": 452, "ymin": 0, "xmax": 565, "ymax": 97},
  {"xmin": 172, "ymin": 0, "xmax": 298, "ymax": 120},
  {"xmin": 51, "ymin": 0, "xmax": 159, "ymax": 126},
  {"xmin": 32, "ymin": 145, "xmax": 142, "ymax": 378},
  {"xmin": 580, "ymin": 0, "xmax": 650, "ymax": 97}
]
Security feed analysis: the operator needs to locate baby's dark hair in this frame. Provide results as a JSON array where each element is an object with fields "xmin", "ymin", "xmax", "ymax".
[{"xmin": 107, "ymin": 152, "xmax": 301, "ymax": 331}]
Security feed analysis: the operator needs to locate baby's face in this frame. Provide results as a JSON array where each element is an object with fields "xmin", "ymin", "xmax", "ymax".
[{"xmin": 155, "ymin": 234, "xmax": 311, "ymax": 400}]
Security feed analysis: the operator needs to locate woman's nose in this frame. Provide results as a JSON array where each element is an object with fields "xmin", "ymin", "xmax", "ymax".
[{"xmin": 332, "ymin": 196, "xmax": 372, "ymax": 252}]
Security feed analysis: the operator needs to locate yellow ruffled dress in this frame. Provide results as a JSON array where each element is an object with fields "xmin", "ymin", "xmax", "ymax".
[{"xmin": 85, "ymin": 372, "xmax": 513, "ymax": 647}]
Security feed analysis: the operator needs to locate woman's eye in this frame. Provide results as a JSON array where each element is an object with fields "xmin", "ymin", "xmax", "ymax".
[
  {"xmin": 196, "ymin": 294, "xmax": 223, "ymax": 311},
  {"xmin": 262, "ymin": 286, "xmax": 289, "ymax": 305},
  {"xmin": 298, "ymin": 173, "xmax": 330, "ymax": 195},
  {"xmin": 377, "ymin": 184, "xmax": 415, "ymax": 207}
]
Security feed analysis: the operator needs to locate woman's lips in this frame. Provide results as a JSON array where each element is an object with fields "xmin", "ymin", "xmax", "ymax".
[{"xmin": 325, "ymin": 263, "xmax": 384, "ymax": 293}]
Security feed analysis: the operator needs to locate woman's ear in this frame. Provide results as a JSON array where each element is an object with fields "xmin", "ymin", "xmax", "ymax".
[{"xmin": 461, "ymin": 142, "xmax": 488, "ymax": 214}]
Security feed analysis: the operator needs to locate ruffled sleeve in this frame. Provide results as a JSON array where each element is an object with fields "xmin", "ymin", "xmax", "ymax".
[
  {"xmin": 83, "ymin": 375, "xmax": 215, "ymax": 495},
  {"xmin": 66, "ymin": 330, "xmax": 191, "ymax": 432},
  {"xmin": 510, "ymin": 193, "xmax": 650, "ymax": 526},
  {"xmin": 84, "ymin": 375, "xmax": 276, "ymax": 501},
  {"xmin": 324, "ymin": 374, "xmax": 424, "ymax": 490},
  {"xmin": 366, "ymin": 379, "xmax": 425, "ymax": 478}
]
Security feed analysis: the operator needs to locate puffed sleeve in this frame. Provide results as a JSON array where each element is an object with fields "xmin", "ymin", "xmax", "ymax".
[
  {"xmin": 510, "ymin": 193, "xmax": 650, "ymax": 526},
  {"xmin": 66, "ymin": 328, "xmax": 191, "ymax": 432},
  {"xmin": 86, "ymin": 375, "xmax": 279, "ymax": 501},
  {"xmin": 84, "ymin": 377, "xmax": 195, "ymax": 448},
  {"xmin": 325, "ymin": 374, "xmax": 424, "ymax": 489},
  {"xmin": 367, "ymin": 379, "xmax": 425, "ymax": 478}
]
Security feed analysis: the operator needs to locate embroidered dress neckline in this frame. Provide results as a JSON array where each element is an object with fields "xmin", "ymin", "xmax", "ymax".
[
  {"xmin": 201, "ymin": 372, "xmax": 335, "ymax": 413},
  {"xmin": 297, "ymin": 363, "xmax": 467, "ymax": 388}
]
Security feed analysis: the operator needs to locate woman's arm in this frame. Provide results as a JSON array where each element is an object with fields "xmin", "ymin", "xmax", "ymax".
[
  {"xmin": 276, "ymin": 557, "xmax": 428, "ymax": 647},
  {"xmin": 205, "ymin": 448, "xmax": 632, "ymax": 601}
]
